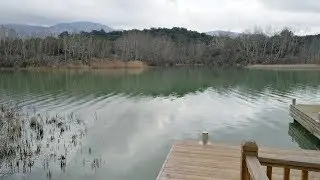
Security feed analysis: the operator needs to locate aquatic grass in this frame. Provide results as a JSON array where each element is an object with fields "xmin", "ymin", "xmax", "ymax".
[{"xmin": 0, "ymin": 104, "xmax": 87, "ymax": 177}]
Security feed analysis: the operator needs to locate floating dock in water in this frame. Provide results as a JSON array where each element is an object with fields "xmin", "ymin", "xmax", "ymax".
[
  {"xmin": 157, "ymin": 135, "xmax": 320, "ymax": 180},
  {"xmin": 290, "ymin": 99, "xmax": 320, "ymax": 140}
]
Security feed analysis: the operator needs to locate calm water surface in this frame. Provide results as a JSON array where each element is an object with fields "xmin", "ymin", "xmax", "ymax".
[{"xmin": 1, "ymin": 68, "xmax": 320, "ymax": 180}]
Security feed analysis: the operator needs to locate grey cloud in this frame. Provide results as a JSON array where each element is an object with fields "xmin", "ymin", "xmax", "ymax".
[
  {"xmin": 1, "ymin": 0, "xmax": 320, "ymax": 34},
  {"xmin": 0, "ymin": 0, "xmax": 180, "ymax": 28},
  {"xmin": 259, "ymin": 0, "xmax": 320, "ymax": 13},
  {"xmin": 0, "ymin": 11, "xmax": 65, "ymax": 26}
]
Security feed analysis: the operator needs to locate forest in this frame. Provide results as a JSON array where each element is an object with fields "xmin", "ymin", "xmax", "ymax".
[{"xmin": 0, "ymin": 27, "xmax": 320, "ymax": 67}]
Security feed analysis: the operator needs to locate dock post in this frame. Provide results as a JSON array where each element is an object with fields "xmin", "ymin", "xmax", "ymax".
[
  {"xmin": 202, "ymin": 131, "xmax": 209, "ymax": 145},
  {"xmin": 241, "ymin": 141, "xmax": 258, "ymax": 180},
  {"xmin": 292, "ymin": 98, "xmax": 296, "ymax": 105}
]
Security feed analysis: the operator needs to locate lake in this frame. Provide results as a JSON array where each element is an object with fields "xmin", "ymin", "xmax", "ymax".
[{"xmin": 0, "ymin": 67, "xmax": 320, "ymax": 180}]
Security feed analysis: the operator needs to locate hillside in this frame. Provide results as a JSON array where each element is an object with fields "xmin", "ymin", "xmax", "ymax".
[
  {"xmin": 1, "ymin": 22, "xmax": 114, "ymax": 38},
  {"xmin": 1, "ymin": 27, "xmax": 320, "ymax": 68},
  {"xmin": 49, "ymin": 22, "xmax": 114, "ymax": 34},
  {"xmin": 206, "ymin": 30, "xmax": 240, "ymax": 38}
]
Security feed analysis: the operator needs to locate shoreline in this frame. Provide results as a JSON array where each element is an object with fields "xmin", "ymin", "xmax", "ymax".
[
  {"xmin": 0, "ymin": 61, "xmax": 208, "ymax": 71},
  {"xmin": 0, "ymin": 60, "xmax": 149, "ymax": 70},
  {"xmin": 245, "ymin": 64, "xmax": 320, "ymax": 70},
  {"xmin": 2, "ymin": 63, "xmax": 320, "ymax": 71}
]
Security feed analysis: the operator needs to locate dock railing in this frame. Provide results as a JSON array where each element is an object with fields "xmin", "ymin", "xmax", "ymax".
[{"xmin": 241, "ymin": 141, "xmax": 320, "ymax": 180}]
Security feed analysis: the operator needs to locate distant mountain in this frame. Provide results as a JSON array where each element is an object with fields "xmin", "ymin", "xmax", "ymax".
[
  {"xmin": 49, "ymin": 22, "xmax": 114, "ymax": 34},
  {"xmin": 205, "ymin": 30, "xmax": 240, "ymax": 38},
  {"xmin": 1, "ymin": 22, "xmax": 114, "ymax": 38},
  {"xmin": 3, "ymin": 24, "xmax": 49, "ymax": 38},
  {"xmin": 0, "ymin": 25, "xmax": 19, "ymax": 38}
]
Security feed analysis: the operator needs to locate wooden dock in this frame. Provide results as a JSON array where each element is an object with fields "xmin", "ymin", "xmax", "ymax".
[
  {"xmin": 289, "ymin": 99, "xmax": 320, "ymax": 140},
  {"xmin": 157, "ymin": 140, "xmax": 320, "ymax": 180},
  {"xmin": 289, "ymin": 122, "xmax": 320, "ymax": 150}
]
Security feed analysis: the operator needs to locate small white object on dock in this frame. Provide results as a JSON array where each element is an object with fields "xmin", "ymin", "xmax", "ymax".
[{"xmin": 201, "ymin": 131, "xmax": 209, "ymax": 145}]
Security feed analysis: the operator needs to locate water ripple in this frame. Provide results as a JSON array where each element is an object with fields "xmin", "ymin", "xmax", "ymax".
[{"xmin": 1, "ymin": 68, "xmax": 320, "ymax": 180}]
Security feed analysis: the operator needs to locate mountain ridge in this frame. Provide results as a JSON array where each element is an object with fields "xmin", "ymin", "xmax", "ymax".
[
  {"xmin": 205, "ymin": 30, "xmax": 240, "ymax": 38},
  {"xmin": 1, "ymin": 21, "xmax": 114, "ymax": 38},
  {"xmin": 2, "ymin": 22, "xmax": 242, "ymax": 39}
]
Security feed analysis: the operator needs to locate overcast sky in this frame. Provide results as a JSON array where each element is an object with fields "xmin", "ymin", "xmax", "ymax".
[{"xmin": 1, "ymin": 0, "xmax": 320, "ymax": 34}]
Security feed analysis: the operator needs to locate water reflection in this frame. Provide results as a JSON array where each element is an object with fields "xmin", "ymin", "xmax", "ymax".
[
  {"xmin": 289, "ymin": 121, "xmax": 320, "ymax": 150},
  {"xmin": 0, "ymin": 68, "xmax": 320, "ymax": 180},
  {"xmin": 0, "ymin": 68, "xmax": 319, "ymax": 98}
]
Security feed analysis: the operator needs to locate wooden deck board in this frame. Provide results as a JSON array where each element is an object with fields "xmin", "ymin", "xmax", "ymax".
[
  {"xmin": 290, "ymin": 104, "xmax": 320, "ymax": 139},
  {"xmin": 157, "ymin": 141, "xmax": 320, "ymax": 180}
]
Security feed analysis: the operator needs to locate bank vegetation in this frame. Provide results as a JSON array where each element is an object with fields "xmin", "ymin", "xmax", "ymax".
[{"xmin": 1, "ymin": 27, "xmax": 320, "ymax": 68}]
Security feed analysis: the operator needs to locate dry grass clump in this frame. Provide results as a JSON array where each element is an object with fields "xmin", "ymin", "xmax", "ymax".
[{"xmin": 0, "ymin": 104, "xmax": 87, "ymax": 176}]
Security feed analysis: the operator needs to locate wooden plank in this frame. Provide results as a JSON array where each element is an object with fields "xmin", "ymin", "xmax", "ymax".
[
  {"xmin": 292, "ymin": 105, "xmax": 320, "ymax": 129},
  {"xmin": 157, "ymin": 141, "xmax": 320, "ymax": 180},
  {"xmin": 293, "ymin": 106, "xmax": 320, "ymax": 131},
  {"xmin": 156, "ymin": 143, "xmax": 175, "ymax": 180},
  {"xmin": 162, "ymin": 166, "xmax": 240, "ymax": 178},
  {"xmin": 284, "ymin": 168, "xmax": 290, "ymax": 180},
  {"xmin": 246, "ymin": 156, "xmax": 269, "ymax": 180},
  {"xmin": 262, "ymin": 167, "xmax": 319, "ymax": 180},
  {"xmin": 267, "ymin": 166, "xmax": 273, "ymax": 180},
  {"xmin": 301, "ymin": 170, "xmax": 308, "ymax": 180},
  {"xmin": 259, "ymin": 155, "xmax": 320, "ymax": 172},
  {"xmin": 290, "ymin": 104, "xmax": 320, "ymax": 139},
  {"xmin": 291, "ymin": 106, "xmax": 320, "ymax": 131}
]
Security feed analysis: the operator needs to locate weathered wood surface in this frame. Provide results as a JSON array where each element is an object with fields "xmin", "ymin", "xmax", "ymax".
[
  {"xmin": 246, "ymin": 156, "xmax": 269, "ymax": 180},
  {"xmin": 157, "ymin": 141, "xmax": 320, "ymax": 180},
  {"xmin": 290, "ymin": 104, "xmax": 320, "ymax": 140}
]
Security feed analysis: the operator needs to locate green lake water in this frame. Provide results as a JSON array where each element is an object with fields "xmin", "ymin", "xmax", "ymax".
[{"xmin": 0, "ymin": 68, "xmax": 320, "ymax": 180}]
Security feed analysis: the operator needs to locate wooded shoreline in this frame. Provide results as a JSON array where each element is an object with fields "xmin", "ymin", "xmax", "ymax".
[
  {"xmin": 1, "ymin": 27, "xmax": 320, "ymax": 68},
  {"xmin": 2, "ymin": 62, "xmax": 320, "ymax": 71},
  {"xmin": 0, "ymin": 60, "xmax": 148, "ymax": 70},
  {"xmin": 245, "ymin": 64, "xmax": 320, "ymax": 70}
]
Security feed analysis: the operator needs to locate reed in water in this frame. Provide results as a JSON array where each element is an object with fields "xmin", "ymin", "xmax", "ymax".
[{"xmin": 0, "ymin": 104, "xmax": 87, "ymax": 177}]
